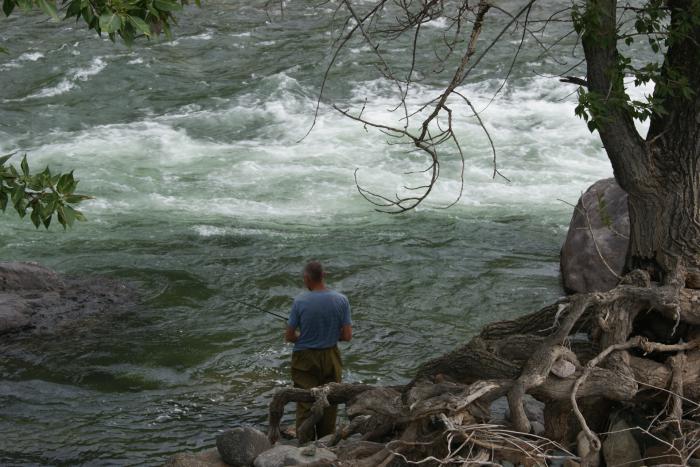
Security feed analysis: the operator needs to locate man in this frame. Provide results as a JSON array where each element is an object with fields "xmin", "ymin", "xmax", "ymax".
[{"xmin": 285, "ymin": 261, "xmax": 352, "ymax": 443}]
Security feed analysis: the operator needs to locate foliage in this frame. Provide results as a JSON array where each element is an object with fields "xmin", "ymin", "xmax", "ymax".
[
  {"xmin": 1, "ymin": 0, "xmax": 199, "ymax": 44},
  {"xmin": 573, "ymin": 0, "xmax": 699, "ymax": 131},
  {"xmin": 0, "ymin": 153, "xmax": 90, "ymax": 229}
]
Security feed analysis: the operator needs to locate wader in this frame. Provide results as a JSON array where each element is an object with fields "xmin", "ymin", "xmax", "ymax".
[{"xmin": 290, "ymin": 346, "xmax": 342, "ymax": 443}]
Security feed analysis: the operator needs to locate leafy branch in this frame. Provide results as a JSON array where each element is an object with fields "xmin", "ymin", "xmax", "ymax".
[
  {"xmin": 0, "ymin": 153, "xmax": 90, "ymax": 229},
  {"xmin": 2, "ymin": 0, "xmax": 200, "ymax": 44}
]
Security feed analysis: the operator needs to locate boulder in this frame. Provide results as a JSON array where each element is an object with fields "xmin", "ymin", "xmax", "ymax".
[
  {"xmin": 602, "ymin": 417, "xmax": 642, "ymax": 467},
  {"xmin": 560, "ymin": 178, "xmax": 629, "ymax": 293},
  {"xmin": 0, "ymin": 262, "xmax": 136, "ymax": 336},
  {"xmin": 253, "ymin": 445, "xmax": 337, "ymax": 467},
  {"xmin": 216, "ymin": 427, "xmax": 271, "ymax": 466},
  {"xmin": 0, "ymin": 294, "xmax": 30, "ymax": 334},
  {"xmin": 0, "ymin": 261, "xmax": 64, "ymax": 291},
  {"xmin": 164, "ymin": 448, "xmax": 229, "ymax": 467}
]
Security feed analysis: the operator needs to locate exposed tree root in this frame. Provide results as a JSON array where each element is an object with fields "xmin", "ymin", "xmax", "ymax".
[{"xmin": 267, "ymin": 270, "xmax": 700, "ymax": 465}]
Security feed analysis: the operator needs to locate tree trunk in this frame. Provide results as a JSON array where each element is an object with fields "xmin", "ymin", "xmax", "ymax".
[
  {"xmin": 626, "ymin": 179, "xmax": 700, "ymax": 287},
  {"xmin": 581, "ymin": 0, "xmax": 700, "ymax": 286}
]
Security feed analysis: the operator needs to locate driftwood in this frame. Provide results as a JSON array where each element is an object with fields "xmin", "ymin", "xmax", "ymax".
[{"xmin": 267, "ymin": 270, "xmax": 700, "ymax": 466}]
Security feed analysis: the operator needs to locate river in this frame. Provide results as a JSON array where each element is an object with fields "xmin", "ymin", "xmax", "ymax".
[{"xmin": 0, "ymin": 1, "xmax": 614, "ymax": 465}]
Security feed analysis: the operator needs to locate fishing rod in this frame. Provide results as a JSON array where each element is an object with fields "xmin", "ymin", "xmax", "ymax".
[{"xmin": 233, "ymin": 298, "xmax": 288, "ymax": 322}]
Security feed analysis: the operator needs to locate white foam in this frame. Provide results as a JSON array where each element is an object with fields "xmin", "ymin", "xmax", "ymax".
[
  {"xmin": 23, "ymin": 69, "xmax": 625, "ymax": 222},
  {"xmin": 19, "ymin": 52, "xmax": 44, "ymax": 62},
  {"xmin": 0, "ymin": 51, "xmax": 44, "ymax": 70},
  {"xmin": 187, "ymin": 31, "xmax": 213, "ymax": 41},
  {"xmin": 193, "ymin": 225, "xmax": 227, "ymax": 237},
  {"xmin": 25, "ymin": 57, "xmax": 106, "ymax": 99}
]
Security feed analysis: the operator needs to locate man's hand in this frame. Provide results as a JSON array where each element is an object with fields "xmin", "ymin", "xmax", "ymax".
[
  {"xmin": 339, "ymin": 324, "xmax": 352, "ymax": 342},
  {"xmin": 285, "ymin": 326, "xmax": 299, "ymax": 343}
]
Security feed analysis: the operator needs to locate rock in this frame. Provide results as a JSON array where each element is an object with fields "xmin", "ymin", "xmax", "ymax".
[
  {"xmin": 314, "ymin": 434, "xmax": 334, "ymax": 448},
  {"xmin": 216, "ymin": 427, "xmax": 271, "ymax": 466},
  {"xmin": 0, "ymin": 262, "xmax": 136, "ymax": 336},
  {"xmin": 0, "ymin": 294, "xmax": 30, "ymax": 334},
  {"xmin": 561, "ymin": 178, "xmax": 629, "ymax": 293},
  {"xmin": 503, "ymin": 394, "xmax": 544, "ymax": 426},
  {"xmin": 530, "ymin": 421, "xmax": 545, "ymax": 436},
  {"xmin": 489, "ymin": 396, "xmax": 509, "ymax": 424},
  {"xmin": 550, "ymin": 359, "xmax": 576, "ymax": 378},
  {"xmin": 164, "ymin": 448, "xmax": 229, "ymax": 467},
  {"xmin": 602, "ymin": 418, "xmax": 642, "ymax": 467},
  {"xmin": 253, "ymin": 444, "xmax": 337, "ymax": 467},
  {"xmin": 0, "ymin": 261, "xmax": 64, "ymax": 291}
]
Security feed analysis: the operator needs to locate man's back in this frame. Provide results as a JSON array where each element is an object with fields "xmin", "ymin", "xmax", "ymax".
[{"xmin": 289, "ymin": 290, "xmax": 351, "ymax": 351}]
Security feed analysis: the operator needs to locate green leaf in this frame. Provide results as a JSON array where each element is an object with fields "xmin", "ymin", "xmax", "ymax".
[
  {"xmin": 0, "ymin": 153, "xmax": 14, "ymax": 166},
  {"xmin": 154, "ymin": 0, "xmax": 182, "ymax": 12},
  {"xmin": 56, "ymin": 172, "xmax": 75, "ymax": 193},
  {"xmin": 36, "ymin": 0, "xmax": 59, "ymax": 20},
  {"xmin": 11, "ymin": 185, "xmax": 24, "ymax": 207},
  {"xmin": 57, "ymin": 206, "xmax": 66, "ymax": 228},
  {"xmin": 99, "ymin": 12, "xmax": 122, "ymax": 34},
  {"xmin": 128, "ymin": 15, "xmax": 152, "ymax": 36},
  {"xmin": 2, "ymin": 0, "xmax": 15, "ymax": 16},
  {"xmin": 20, "ymin": 154, "xmax": 29, "ymax": 177},
  {"xmin": 0, "ymin": 46, "xmax": 7, "ymax": 54},
  {"xmin": 14, "ymin": 198, "xmax": 27, "ymax": 217},
  {"xmin": 64, "ymin": 194, "xmax": 91, "ymax": 204},
  {"xmin": 72, "ymin": 208, "xmax": 86, "ymax": 222},
  {"xmin": 30, "ymin": 205, "xmax": 41, "ymax": 228},
  {"xmin": 0, "ymin": 190, "xmax": 7, "ymax": 211},
  {"xmin": 62, "ymin": 204, "xmax": 76, "ymax": 226},
  {"xmin": 42, "ymin": 213, "xmax": 51, "ymax": 229}
]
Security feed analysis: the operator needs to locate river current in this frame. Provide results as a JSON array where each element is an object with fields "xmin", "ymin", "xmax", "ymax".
[{"xmin": 1, "ymin": 1, "xmax": 615, "ymax": 465}]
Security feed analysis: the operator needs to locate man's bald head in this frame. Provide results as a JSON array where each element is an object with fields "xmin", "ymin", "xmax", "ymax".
[{"xmin": 303, "ymin": 261, "xmax": 325, "ymax": 284}]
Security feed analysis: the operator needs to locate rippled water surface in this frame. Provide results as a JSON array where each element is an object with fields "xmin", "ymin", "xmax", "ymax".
[{"xmin": 0, "ymin": 1, "xmax": 614, "ymax": 465}]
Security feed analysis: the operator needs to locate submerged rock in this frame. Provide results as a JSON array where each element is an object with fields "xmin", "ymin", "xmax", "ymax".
[
  {"xmin": 0, "ymin": 261, "xmax": 136, "ymax": 336},
  {"xmin": 0, "ymin": 261, "xmax": 64, "ymax": 291},
  {"xmin": 560, "ymin": 178, "xmax": 629, "ymax": 293},
  {"xmin": 216, "ymin": 426, "xmax": 271, "ymax": 466},
  {"xmin": 253, "ymin": 445, "xmax": 337, "ymax": 467},
  {"xmin": 164, "ymin": 448, "xmax": 229, "ymax": 467}
]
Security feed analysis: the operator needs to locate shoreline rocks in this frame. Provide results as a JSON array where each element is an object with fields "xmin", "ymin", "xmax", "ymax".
[
  {"xmin": 0, "ymin": 261, "xmax": 137, "ymax": 336},
  {"xmin": 216, "ymin": 427, "xmax": 271, "ymax": 466}
]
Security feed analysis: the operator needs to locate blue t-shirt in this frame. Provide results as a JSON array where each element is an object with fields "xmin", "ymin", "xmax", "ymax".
[{"xmin": 288, "ymin": 290, "xmax": 352, "ymax": 351}]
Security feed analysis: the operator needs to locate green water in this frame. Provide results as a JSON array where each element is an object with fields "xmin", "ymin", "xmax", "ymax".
[{"xmin": 0, "ymin": 1, "xmax": 614, "ymax": 464}]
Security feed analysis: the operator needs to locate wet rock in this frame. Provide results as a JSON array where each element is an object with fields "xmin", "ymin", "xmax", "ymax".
[
  {"xmin": 164, "ymin": 448, "xmax": 229, "ymax": 467},
  {"xmin": 253, "ymin": 445, "xmax": 337, "ymax": 467},
  {"xmin": 561, "ymin": 178, "xmax": 629, "ymax": 293},
  {"xmin": 602, "ymin": 418, "xmax": 642, "ymax": 467},
  {"xmin": 216, "ymin": 427, "xmax": 271, "ymax": 466},
  {"xmin": 0, "ymin": 261, "xmax": 63, "ymax": 291},
  {"xmin": 0, "ymin": 262, "xmax": 136, "ymax": 336},
  {"xmin": 0, "ymin": 294, "xmax": 30, "ymax": 333}
]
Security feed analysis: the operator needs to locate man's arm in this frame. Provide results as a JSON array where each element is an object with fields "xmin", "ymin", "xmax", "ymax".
[
  {"xmin": 339, "ymin": 324, "xmax": 352, "ymax": 342},
  {"xmin": 285, "ymin": 326, "xmax": 299, "ymax": 343}
]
